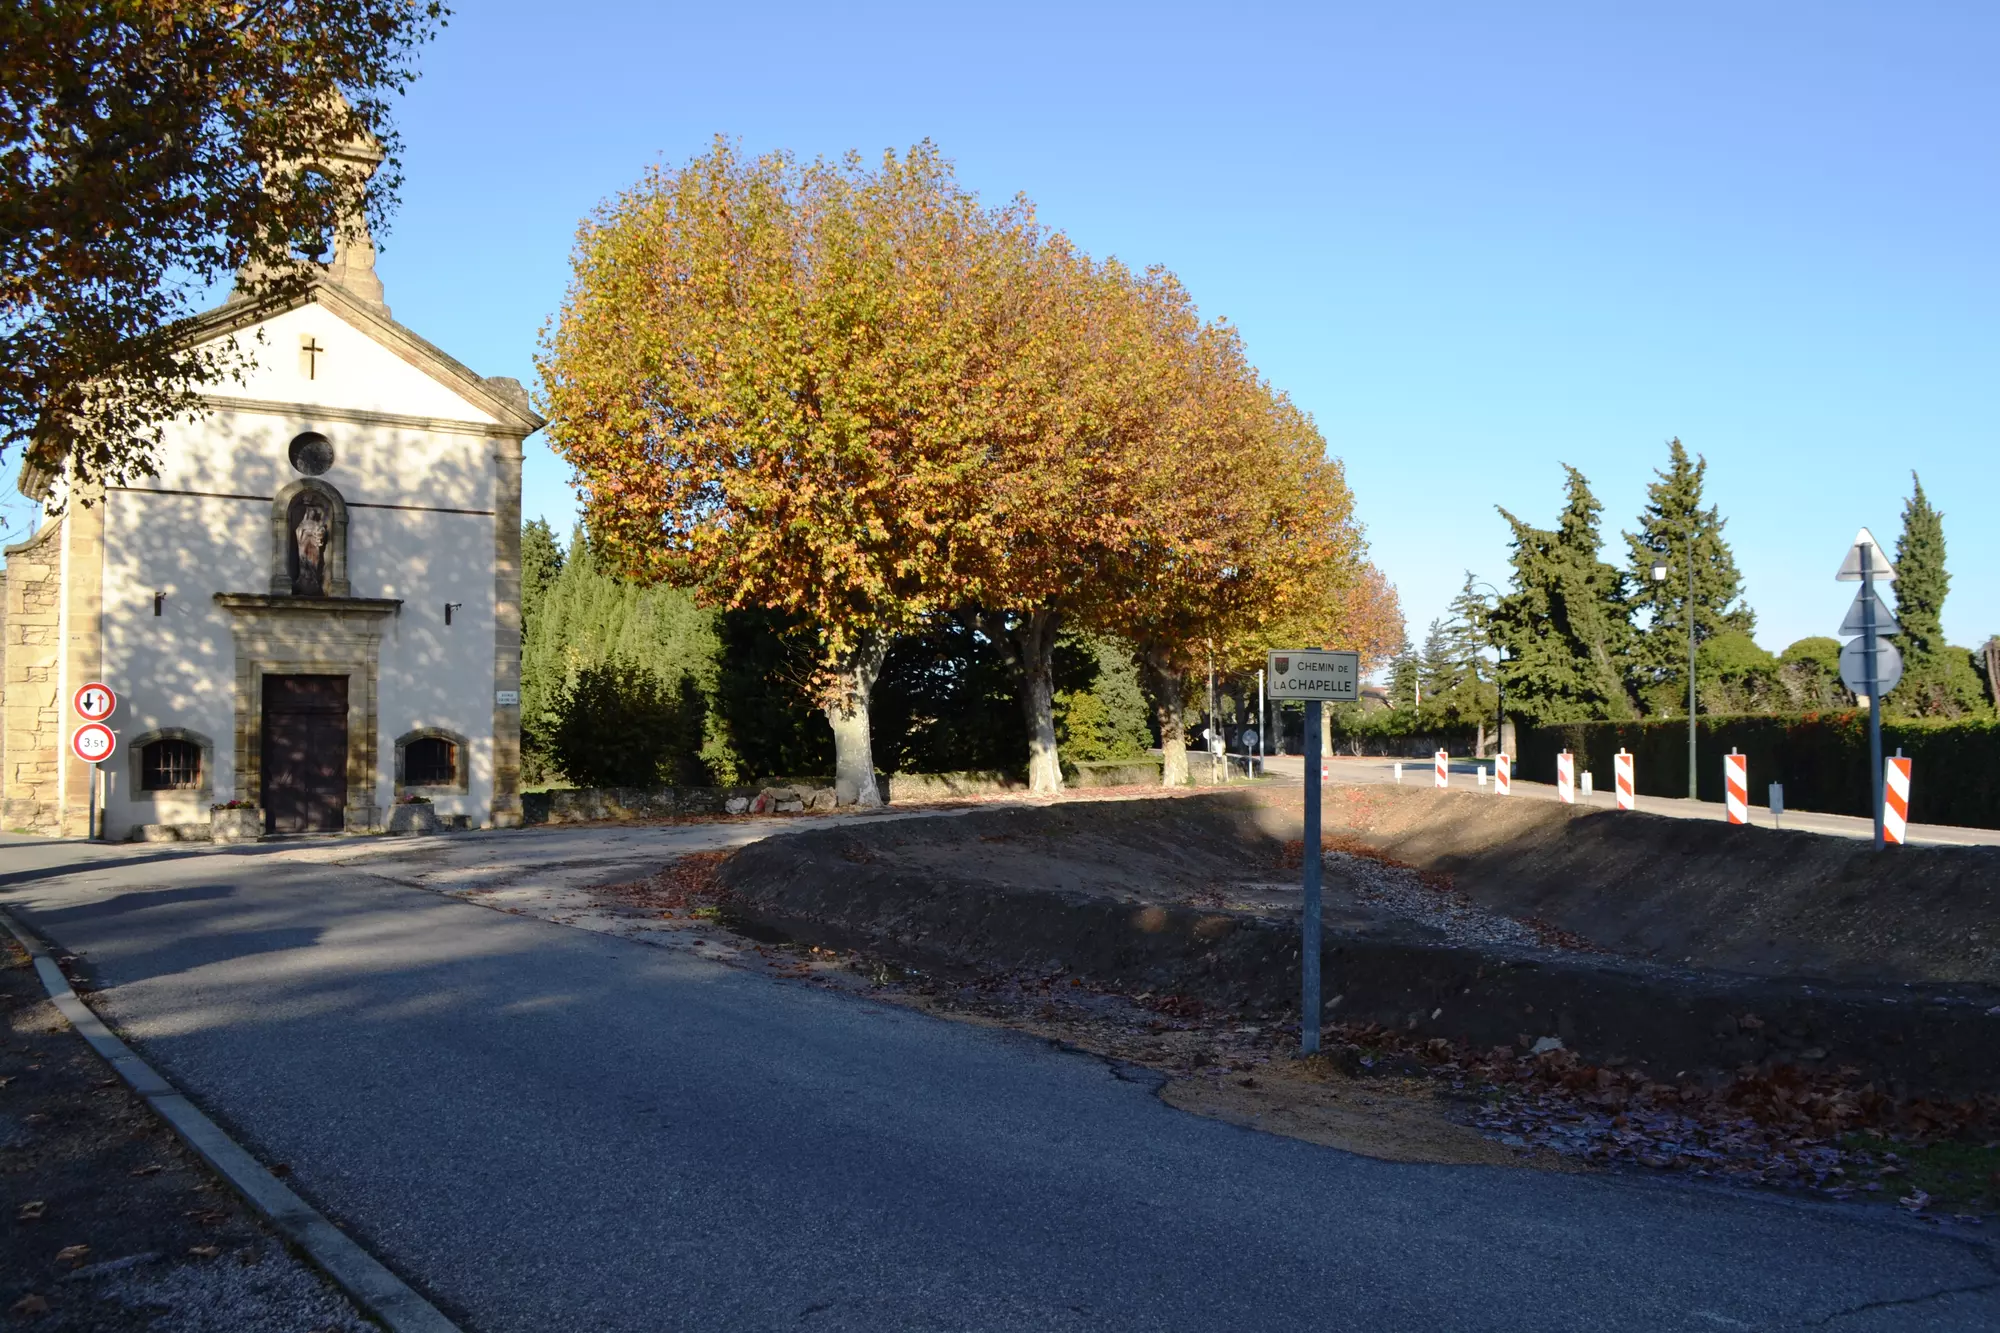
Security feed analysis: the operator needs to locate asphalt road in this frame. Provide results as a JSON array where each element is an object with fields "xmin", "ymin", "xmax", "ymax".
[{"xmin": 2, "ymin": 829, "xmax": 1996, "ymax": 1331}]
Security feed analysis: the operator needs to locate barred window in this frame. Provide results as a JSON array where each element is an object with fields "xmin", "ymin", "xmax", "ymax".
[
  {"xmin": 405, "ymin": 737, "xmax": 456, "ymax": 786},
  {"xmin": 141, "ymin": 739, "xmax": 202, "ymax": 791}
]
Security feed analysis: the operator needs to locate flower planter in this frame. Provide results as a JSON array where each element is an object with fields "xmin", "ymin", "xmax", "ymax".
[
  {"xmin": 388, "ymin": 803, "xmax": 439, "ymax": 835},
  {"xmin": 210, "ymin": 807, "xmax": 262, "ymax": 844}
]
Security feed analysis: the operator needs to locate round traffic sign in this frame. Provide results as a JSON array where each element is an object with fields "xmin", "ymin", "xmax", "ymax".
[
  {"xmin": 1839, "ymin": 637, "xmax": 1903, "ymax": 697},
  {"xmin": 73, "ymin": 681, "xmax": 116, "ymax": 722},
  {"xmin": 71, "ymin": 722, "xmax": 116, "ymax": 764}
]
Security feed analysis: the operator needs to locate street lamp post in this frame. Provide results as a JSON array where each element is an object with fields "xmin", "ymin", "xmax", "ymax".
[
  {"xmin": 1651, "ymin": 527, "xmax": 1698, "ymax": 800},
  {"xmin": 1469, "ymin": 580, "xmax": 1506, "ymax": 759}
]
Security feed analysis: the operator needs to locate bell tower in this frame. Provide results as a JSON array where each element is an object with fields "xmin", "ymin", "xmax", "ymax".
[{"xmin": 230, "ymin": 98, "xmax": 390, "ymax": 317}]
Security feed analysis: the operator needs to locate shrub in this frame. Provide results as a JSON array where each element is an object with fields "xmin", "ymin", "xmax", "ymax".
[
  {"xmin": 1521, "ymin": 713, "xmax": 2000, "ymax": 828},
  {"xmin": 548, "ymin": 660, "xmax": 706, "ymax": 788}
]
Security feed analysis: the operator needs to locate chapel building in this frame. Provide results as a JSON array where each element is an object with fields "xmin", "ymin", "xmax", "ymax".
[{"xmin": 0, "ymin": 159, "xmax": 541, "ymax": 840}]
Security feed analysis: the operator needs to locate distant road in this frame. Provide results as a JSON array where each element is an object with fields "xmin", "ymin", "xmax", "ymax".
[{"xmin": 1262, "ymin": 753, "xmax": 2000, "ymax": 849}]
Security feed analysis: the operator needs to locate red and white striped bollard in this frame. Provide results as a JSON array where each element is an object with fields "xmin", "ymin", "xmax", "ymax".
[
  {"xmin": 1556, "ymin": 751, "xmax": 1574, "ymax": 804},
  {"xmin": 1434, "ymin": 749, "xmax": 1449, "ymax": 789},
  {"xmin": 1884, "ymin": 753, "xmax": 1912, "ymax": 845},
  {"xmin": 1495, "ymin": 753, "xmax": 1510, "ymax": 795},
  {"xmin": 1614, "ymin": 749, "xmax": 1634, "ymax": 811},
  {"xmin": 1724, "ymin": 751, "xmax": 1748, "ymax": 825}
]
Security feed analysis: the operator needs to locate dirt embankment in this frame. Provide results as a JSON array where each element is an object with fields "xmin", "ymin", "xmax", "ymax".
[
  {"xmin": 1316, "ymin": 784, "xmax": 2000, "ymax": 987},
  {"xmin": 718, "ymin": 788, "xmax": 2000, "ymax": 1094}
]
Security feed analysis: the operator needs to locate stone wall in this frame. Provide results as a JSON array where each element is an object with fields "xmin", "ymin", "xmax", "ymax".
[
  {"xmin": 2, "ymin": 519, "xmax": 64, "ymax": 833},
  {"xmin": 522, "ymin": 785, "xmax": 762, "ymax": 824}
]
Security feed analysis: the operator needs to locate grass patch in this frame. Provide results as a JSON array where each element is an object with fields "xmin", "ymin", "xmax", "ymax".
[{"xmin": 1841, "ymin": 1133, "xmax": 2000, "ymax": 1214}]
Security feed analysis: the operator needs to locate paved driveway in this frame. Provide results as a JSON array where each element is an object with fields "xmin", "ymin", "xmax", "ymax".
[{"xmin": 2, "ymin": 827, "xmax": 1995, "ymax": 1331}]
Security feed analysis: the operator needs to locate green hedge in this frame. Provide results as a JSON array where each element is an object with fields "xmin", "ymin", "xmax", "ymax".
[{"xmin": 1521, "ymin": 713, "xmax": 2000, "ymax": 829}]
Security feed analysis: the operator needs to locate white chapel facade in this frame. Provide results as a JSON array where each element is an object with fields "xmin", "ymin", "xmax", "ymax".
[{"xmin": 0, "ymin": 191, "xmax": 542, "ymax": 840}]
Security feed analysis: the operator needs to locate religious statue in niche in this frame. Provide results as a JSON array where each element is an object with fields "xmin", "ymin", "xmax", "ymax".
[{"xmin": 289, "ymin": 494, "xmax": 332, "ymax": 596}]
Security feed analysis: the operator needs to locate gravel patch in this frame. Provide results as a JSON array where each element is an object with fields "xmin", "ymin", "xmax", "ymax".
[
  {"xmin": 98, "ymin": 1250, "xmax": 373, "ymax": 1333},
  {"xmin": 1324, "ymin": 850, "xmax": 1546, "ymax": 949}
]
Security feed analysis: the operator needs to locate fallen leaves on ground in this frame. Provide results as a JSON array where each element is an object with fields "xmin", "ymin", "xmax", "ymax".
[
  {"xmin": 591, "ymin": 851, "xmax": 733, "ymax": 918},
  {"xmin": 1320, "ymin": 1020, "xmax": 2000, "ymax": 1211}
]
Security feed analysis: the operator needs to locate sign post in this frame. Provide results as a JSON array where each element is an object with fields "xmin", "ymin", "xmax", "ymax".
[
  {"xmin": 1267, "ymin": 649, "xmax": 1361, "ymax": 1056},
  {"xmin": 71, "ymin": 682, "xmax": 118, "ymax": 841},
  {"xmin": 1836, "ymin": 530, "xmax": 1899, "ymax": 850}
]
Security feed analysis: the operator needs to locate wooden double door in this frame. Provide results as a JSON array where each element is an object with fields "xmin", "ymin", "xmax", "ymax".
[{"xmin": 262, "ymin": 674, "xmax": 348, "ymax": 834}]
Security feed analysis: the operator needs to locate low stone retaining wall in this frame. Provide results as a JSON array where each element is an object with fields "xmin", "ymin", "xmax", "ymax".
[
  {"xmin": 518, "ymin": 762, "xmax": 1272, "ymax": 824},
  {"xmin": 1069, "ymin": 759, "xmax": 1162, "ymax": 787},
  {"xmin": 884, "ymin": 771, "xmax": 1022, "ymax": 800},
  {"xmin": 522, "ymin": 786, "xmax": 759, "ymax": 824}
]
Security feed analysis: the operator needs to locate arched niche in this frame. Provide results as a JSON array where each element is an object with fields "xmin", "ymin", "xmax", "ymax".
[{"xmin": 269, "ymin": 477, "xmax": 350, "ymax": 597}]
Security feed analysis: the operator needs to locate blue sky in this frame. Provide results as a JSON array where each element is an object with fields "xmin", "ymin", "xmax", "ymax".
[{"xmin": 8, "ymin": 2, "xmax": 1995, "ymax": 652}]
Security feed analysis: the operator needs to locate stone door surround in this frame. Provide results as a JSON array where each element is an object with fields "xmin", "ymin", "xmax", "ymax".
[{"xmin": 216, "ymin": 593, "xmax": 399, "ymax": 832}]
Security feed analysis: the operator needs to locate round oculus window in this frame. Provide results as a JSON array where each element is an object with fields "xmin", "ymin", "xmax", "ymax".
[{"xmin": 288, "ymin": 431, "xmax": 334, "ymax": 476}]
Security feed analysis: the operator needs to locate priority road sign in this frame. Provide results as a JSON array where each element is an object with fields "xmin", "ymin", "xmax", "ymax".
[
  {"xmin": 73, "ymin": 682, "xmax": 116, "ymax": 722},
  {"xmin": 71, "ymin": 722, "xmax": 116, "ymax": 764}
]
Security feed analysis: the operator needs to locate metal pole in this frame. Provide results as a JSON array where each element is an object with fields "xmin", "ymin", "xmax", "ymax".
[
  {"xmin": 1687, "ymin": 526, "xmax": 1698, "ymax": 801},
  {"xmin": 1301, "ymin": 697, "xmax": 1323, "ymax": 1055},
  {"xmin": 88, "ymin": 761, "xmax": 100, "ymax": 841},
  {"xmin": 1863, "ymin": 544, "xmax": 1884, "ymax": 849},
  {"xmin": 1257, "ymin": 669, "xmax": 1266, "ymax": 777}
]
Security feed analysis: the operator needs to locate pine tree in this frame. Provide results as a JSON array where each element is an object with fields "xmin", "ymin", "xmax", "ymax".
[
  {"xmin": 1622, "ymin": 439, "xmax": 1754, "ymax": 716},
  {"xmin": 1433, "ymin": 574, "xmax": 1499, "ymax": 729},
  {"xmin": 1388, "ymin": 649, "xmax": 1420, "ymax": 713},
  {"xmin": 1491, "ymin": 467, "xmax": 1636, "ymax": 723},
  {"xmin": 1887, "ymin": 473, "xmax": 1987, "ymax": 717}
]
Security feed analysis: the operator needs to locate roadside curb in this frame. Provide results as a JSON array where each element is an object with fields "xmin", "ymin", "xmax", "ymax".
[{"xmin": 0, "ymin": 907, "xmax": 461, "ymax": 1333}]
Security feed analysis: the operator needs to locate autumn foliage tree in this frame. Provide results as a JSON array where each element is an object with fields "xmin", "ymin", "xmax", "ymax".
[
  {"xmin": 541, "ymin": 140, "xmax": 1387, "ymax": 798},
  {"xmin": 540, "ymin": 142, "xmax": 1021, "ymax": 804},
  {"xmin": 1, "ymin": 1, "xmax": 448, "ymax": 486}
]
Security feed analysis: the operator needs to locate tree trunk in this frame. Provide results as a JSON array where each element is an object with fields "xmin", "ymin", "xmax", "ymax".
[
  {"xmin": 1010, "ymin": 609, "xmax": 1064, "ymax": 796},
  {"xmin": 1143, "ymin": 646, "xmax": 1189, "ymax": 787},
  {"xmin": 822, "ymin": 633, "xmax": 888, "ymax": 807}
]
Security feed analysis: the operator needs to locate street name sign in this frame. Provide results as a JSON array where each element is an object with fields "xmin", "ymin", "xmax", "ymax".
[{"xmin": 1265, "ymin": 649, "xmax": 1360, "ymax": 703}]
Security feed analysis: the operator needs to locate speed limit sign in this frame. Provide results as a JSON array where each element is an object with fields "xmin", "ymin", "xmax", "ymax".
[
  {"xmin": 72, "ymin": 722, "xmax": 116, "ymax": 764},
  {"xmin": 74, "ymin": 682, "xmax": 117, "ymax": 722}
]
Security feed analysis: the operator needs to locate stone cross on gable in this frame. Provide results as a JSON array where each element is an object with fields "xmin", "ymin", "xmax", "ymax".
[{"xmin": 299, "ymin": 335, "xmax": 325, "ymax": 379}]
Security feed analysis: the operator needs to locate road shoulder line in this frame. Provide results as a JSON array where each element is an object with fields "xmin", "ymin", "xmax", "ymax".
[{"xmin": 0, "ymin": 907, "xmax": 461, "ymax": 1333}]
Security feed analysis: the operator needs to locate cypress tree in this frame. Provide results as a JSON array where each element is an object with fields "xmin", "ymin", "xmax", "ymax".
[
  {"xmin": 1492, "ymin": 467, "xmax": 1636, "ymax": 723},
  {"xmin": 521, "ymin": 518, "xmax": 564, "ymax": 631},
  {"xmin": 1888, "ymin": 472, "xmax": 1987, "ymax": 717},
  {"xmin": 1622, "ymin": 439, "xmax": 1754, "ymax": 716}
]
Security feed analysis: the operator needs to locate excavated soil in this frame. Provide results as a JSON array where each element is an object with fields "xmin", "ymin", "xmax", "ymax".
[
  {"xmin": 718, "ymin": 786, "xmax": 2000, "ymax": 1093},
  {"xmin": 1313, "ymin": 784, "xmax": 2000, "ymax": 986}
]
